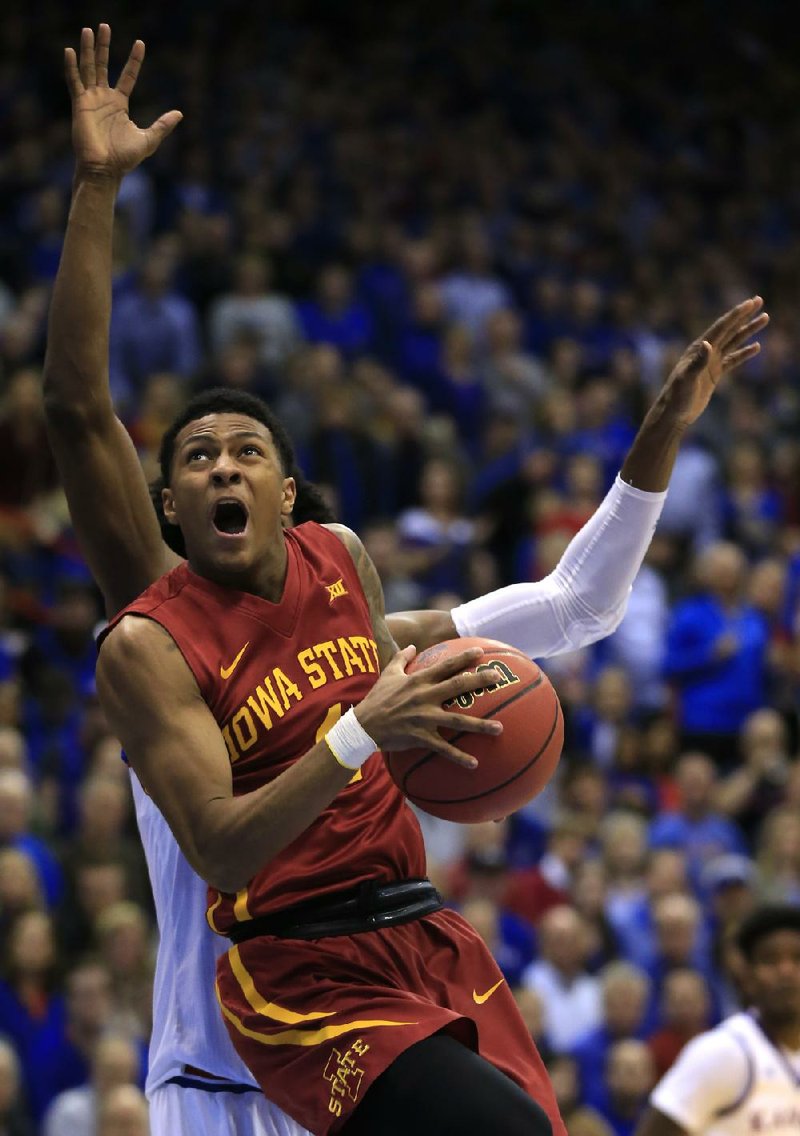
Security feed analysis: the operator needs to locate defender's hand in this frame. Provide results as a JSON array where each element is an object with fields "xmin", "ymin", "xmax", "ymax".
[
  {"xmin": 356, "ymin": 645, "xmax": 504, "ymax": 769},
  {"xmin": 65, "ymin": 24, "xmax": 182, "ymax": 180},
  {"xmin": 660, "ymin": 296, "xmax": 769, "ymax": 429}
]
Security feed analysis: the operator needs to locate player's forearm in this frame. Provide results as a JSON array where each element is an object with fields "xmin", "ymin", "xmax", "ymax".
[
  {"xmin": 620, "ymin": 394, "xmax": 689, "ymax": 492},
  {"xmin": 199, "ymin": 741, "xmax": 354, "ymax": 893},
  {"xmin": 43, "ymin": 172, "xmax": 119, "ymax": 417}
]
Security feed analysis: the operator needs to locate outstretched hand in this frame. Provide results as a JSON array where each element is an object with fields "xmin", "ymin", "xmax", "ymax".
[
  {"xmin": 661, "ymin": 296, "xmax": 769, "ymax": 429},
  {"xmin": 65, "ymin": 24, "xmax": 182, "ymax": 179}
]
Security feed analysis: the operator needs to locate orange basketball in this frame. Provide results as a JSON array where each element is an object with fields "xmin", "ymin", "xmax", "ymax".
[{"xmin": 385, "ymin": 637, "xmax": 563, "ymax": 823}]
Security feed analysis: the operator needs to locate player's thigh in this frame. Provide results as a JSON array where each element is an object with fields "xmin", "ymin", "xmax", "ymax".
[
  {"xmin": 343, "ymin": 1033, "xmax": 553, "ymax": 1136},
  {"xmin": 150, "ymin": 1083, "xmax": 314, "ymax": 1136}
]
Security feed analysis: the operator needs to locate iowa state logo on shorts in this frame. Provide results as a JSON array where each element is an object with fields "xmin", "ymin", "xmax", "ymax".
[{"xmin": 325, "ymin": 1038, "xmax": 369, "ymax": 1117}]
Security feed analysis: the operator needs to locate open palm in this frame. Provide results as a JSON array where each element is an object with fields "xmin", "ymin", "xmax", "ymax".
[
  {"xmin": 663, "ymin": 296, "xmax": 769, "ymax": 428},
  {"xmin": 65, "ymin": 24, "xmax": 181, "ymax": 178}
]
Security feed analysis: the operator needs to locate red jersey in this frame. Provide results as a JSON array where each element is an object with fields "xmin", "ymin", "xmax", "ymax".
[{"xmin": 102, "ymin": 523, "xmax": 425, "ymax": 935}]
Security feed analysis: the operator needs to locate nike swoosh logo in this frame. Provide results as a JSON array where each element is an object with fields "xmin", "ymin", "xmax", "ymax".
[
  {"xmin": 472, "ymin": 978, "xmax": 505, "ymax": 1005},
  {"xmin": 220, "ymin": 643, "xmax": 249, "ymax": 680}
]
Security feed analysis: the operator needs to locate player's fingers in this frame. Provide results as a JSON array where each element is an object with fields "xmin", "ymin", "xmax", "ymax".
[
  {"xmin": 79, "ymin": 26, "xmax": 96, "ymax": 88},
  {"xmin": 703, "ymin": 295, "xmax": 763, "ymax": 346},
  {"xmin": 116, "ymin": 38, "xmax": 145, "ymax": 98},
  {"xmin": 419, "ymin": 646, "xmax": 485, "ymax": 681},
  {"xmin": 722, "ymin": 311, "xmax": 769, "ymax": 354},
  {"xmin": 95, "ymin": 23, "xmax": 111, "ymax": 86},
  {"xmin": 64, "ymin": 47, "xmax": 84, "ymax": 98},
  {"xmin": 435, "ymin": 711, "xmax": 503, "ymax": 736},
  {"xmin": 422, "ymin": 736, "xmax": 479, "ymax": 769},
  {"xmin": 434, "ymin": 667, "xmax": 503, "ymax": 702},
  {"xmin": 721, "ymin": 342, "xmax": 762, "ymax": 373},
  {"xmin": 143, "ymin": 109, "xmax": 183, "ymax": 153}
]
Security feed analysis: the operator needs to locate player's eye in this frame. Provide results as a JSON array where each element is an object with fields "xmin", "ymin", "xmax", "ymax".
[
  {"xmin": 241, "ymin": 445, "xmax": 262, "ymax": 457},
  {"xmin": 187, "ymin": 448, "xmax": 209, "ymax": 462}
]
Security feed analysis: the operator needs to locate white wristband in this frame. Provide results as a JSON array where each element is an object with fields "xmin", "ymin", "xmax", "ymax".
[{"xmin": 325, "ymin": 708, "xmax": 377, "ymax": 770}]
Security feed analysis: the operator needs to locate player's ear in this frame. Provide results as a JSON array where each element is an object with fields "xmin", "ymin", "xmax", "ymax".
[
  {"xmin": 281, "ymin": 476, "xmax": 296, "ymax": 520},
  {"xmin": 162, "ymin": 486, "xmax": 179, "ymax": 526}
]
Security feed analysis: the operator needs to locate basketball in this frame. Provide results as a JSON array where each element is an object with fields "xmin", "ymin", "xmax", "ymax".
[{"xmin": 385, "ymin": 637, "xmax": 564, "ymax": 823}]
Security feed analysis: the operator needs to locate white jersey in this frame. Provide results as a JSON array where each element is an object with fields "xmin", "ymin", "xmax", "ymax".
[
  {"xmin": 132, "ymin": 774, "xmax": 259, "ymax": 1091},
  {"xmin": 650, "ymin": 1011, "xmax": 800, "ymax": 1136}
]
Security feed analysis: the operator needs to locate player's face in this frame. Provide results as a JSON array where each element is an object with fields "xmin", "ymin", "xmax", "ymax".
[
  {"xmin": 162, "ymin": 413, "xmax": 296, "ymax": 581},
  {"xmin": 748, "ymin": 929, "xmax": 800, "ymax": 1022}
]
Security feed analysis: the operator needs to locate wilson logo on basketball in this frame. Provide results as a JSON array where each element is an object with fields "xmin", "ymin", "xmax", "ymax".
[{"xmin": 443, "ymin": 660, "xmax": 520, "ymax": 710}]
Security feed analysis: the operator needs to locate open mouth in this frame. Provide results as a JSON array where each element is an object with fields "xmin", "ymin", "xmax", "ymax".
[{"xmin": 212, "ymin": 501, "xmax": 249, "ymax": 536}]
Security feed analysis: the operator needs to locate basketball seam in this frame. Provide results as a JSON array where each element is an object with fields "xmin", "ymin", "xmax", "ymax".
[
  {"xmin": 403, "ymin": 694, "xmax": 560, "ymax": 804},
  {"xmin": 391, "ymin": 674, "xmax": 556, "ymax": 803}
]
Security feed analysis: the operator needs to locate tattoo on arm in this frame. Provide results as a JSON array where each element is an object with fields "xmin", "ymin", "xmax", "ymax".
[{"xmin": 327, "ymin": 524, "xmax": 398, "ymax": 668}]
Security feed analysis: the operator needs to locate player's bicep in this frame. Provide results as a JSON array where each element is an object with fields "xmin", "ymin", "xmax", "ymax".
[
  {"xmin": 96, "ymin": 617, "xmax": 232, "ymax": 879},
  {"xmin": 45, "ymin": 405, "xmax": 177, "ymax": 615},
  {"xmin": 327, "ymin": 524, "xmax": 398, "ymax": 668}
]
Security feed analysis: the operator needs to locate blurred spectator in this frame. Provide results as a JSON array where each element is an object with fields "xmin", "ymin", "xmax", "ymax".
[
  {"xmin": 27, "ymin": 958, "xmax": 115, "ymax": 1122},
  {"xmin": 546, "ymin": 1053, "xmax": 614, "ymax": 1136},
  {"xmin": 109, "ymin": 248, "xmax": 202, "ymax": 407},
  {"xmin": 522, "ymin": 905, "xmax": 603, "ymax": 1052},
  {"xmin": 94, "ymin": 903, "xmax": 154, "ymax": 1041},
  {"xmin": 646, "ymin": 894, "xmax": 710, "ymax": 999},
  {"xmin": 655, "ymin": 436, "xmax": 722, "ymax": 555},
  {"xmin": 460, "ymin": 898, "xmax": 533, "ymax": 988},
  {"xmin": 511, "ymin": 985, "xmax": 552, "ymax": 1062},
  {"xmin": 0, "ymin": 771, "xmax": 61, "ymax": 909},
  {"xmin": 571, "ymin": 961, "xmax": 652, "ymax": 1111},
  {"xmin": 503, "ymin": 812, "xmax": 590, "ymax": 927},
  {"xmin": 0, "ymin": 1037, "xmax": 33, "ymax": 1136},
  {"xmin": 649, "ymin": 753, "xmax": 747, "ymax": 891},
  {"xmin": 296, "ymin": 264, "xmax": 373, "ymax": 358},
  {"xmin": 0, "ymin": 911, "xmax": 62, "ymax": 1120},
  {"xmin": 646, "ymin": 968, "xmax": 712, "ymax": 1079},
  {"xmin": 396, "ymin": 457, "xmax": 477, "ymax": 599},
  {"xmin": 0, "ymin": 849, "xmax": 43, "ymax": 938},
  {"xmin": 42, "ymin": 1033, "xmax": 140, "ymax": 1136},
  {"xmin": 602, "ymin": 548, "xmax": 669, "ymax": 714},
  {"xmin": 480, "ymin": 307, "xmax": 549, "ymax": 421},
  {"xmin": 573, "ymin": 667, "xmax": 636, "ymax": 770},
  {"xmin": 663, "ymin": 544, "xmax": 770, "ymax": 767},
  {"xmin": 208, "ymin": 253, "xmax": 302, "ymax": 368},
  {"xmin": 754, "ymin": 805, "xmax": 800, "ymax": 904},
  {"xmin": 439, "ymin": 225, "xmax": 511, "ymax": 343},
  {"xmin": 597, "ymin": 1040, "xmax": 655, "ymax": 1136},
  {"xmin": 720, "ymin": 438, "xmax": 784, "ymax": 558},
  {"xmin": 713, "ymin": 708, "xmax": 794, "ymax": 843},
  {"xmin": 0, "ymin": 369, "xmax": 59, "ymax": 515},
  {"xmin": 360, "ymin": 520, "xmax": 425, "ymax": 615},
  {"xmin": 96, "ymin": 1082, "xmax": 149, "ymax": 1136}
]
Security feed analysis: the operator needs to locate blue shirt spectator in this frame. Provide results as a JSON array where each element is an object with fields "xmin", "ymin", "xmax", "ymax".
[{"xmin": 663, "ymin": 542, "xmax": 769, "ymax": 746}]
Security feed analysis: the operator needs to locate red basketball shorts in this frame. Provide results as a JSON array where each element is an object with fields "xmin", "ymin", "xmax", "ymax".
[{"xmin": 215, "ymin": 907, "xmax": 565, "ymax": 1136}]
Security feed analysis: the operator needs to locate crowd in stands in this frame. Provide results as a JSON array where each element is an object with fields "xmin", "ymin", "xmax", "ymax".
[{"xmin": 0, "ymin": 2, "xmax": 799, "ymax": 1133}]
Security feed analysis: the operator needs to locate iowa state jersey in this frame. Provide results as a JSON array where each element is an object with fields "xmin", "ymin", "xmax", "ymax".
[{"xmin": 104, "ymin": 523, "xmax": 426, "ymax": 936}]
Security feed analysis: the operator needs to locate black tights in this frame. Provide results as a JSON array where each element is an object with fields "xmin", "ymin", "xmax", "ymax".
[{"xmin": 342, "ymin": 1033, "xmax": 553, "ymax": 1136}]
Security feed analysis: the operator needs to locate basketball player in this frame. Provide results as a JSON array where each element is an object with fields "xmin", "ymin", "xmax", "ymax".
[
  {"xmin": 635, "ymin": 904, "xmax": 800, "ymax": 1136},
  {"xmin": 48, "ymin": 25, "xmax": 768, "ymax": 1136}
]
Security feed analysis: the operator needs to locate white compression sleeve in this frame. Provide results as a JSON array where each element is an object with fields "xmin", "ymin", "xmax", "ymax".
[{"xmin": 452, "ymin": 474, "xmax": 667, "ymax": 658}]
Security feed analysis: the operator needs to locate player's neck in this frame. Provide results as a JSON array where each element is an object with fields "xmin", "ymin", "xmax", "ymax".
[{"xmin": 189, "ymin": 540, "xmax": 289, "ymax": 602}]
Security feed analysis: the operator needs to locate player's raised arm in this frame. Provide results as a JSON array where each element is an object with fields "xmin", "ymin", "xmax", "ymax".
[
  {"xmin": 385, "ymin": 298, "xmax": 769, "ymax": 658},
  {"xmin": 97, "ymin": 618, "xmax": 503, "ymax": 893},
  {"xmin": 43, "ymin": 25, "xmax": 183, "ymax": 616}
]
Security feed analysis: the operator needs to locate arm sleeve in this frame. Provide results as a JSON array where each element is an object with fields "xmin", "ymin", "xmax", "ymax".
[
  {"xmin": 452, "ymin": 474, "xmax": 667, "ymax": 658},
  {"xmin": 649, "ymin": 1028, "xmax": 751, "ymax": 1133}
]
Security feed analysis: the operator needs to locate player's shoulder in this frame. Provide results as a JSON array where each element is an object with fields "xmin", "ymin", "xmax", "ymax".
[
  {"xmin": 99, "ymin": 615, "xmax": 178, "ymax": 675},
  {"xmin": 676, "ymin": 1013, "xmax": 754, "ymax": 1067}
]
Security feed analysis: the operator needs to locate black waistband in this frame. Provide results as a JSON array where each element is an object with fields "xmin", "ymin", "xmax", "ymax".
[{"xmin": 227, "ymin": 878, "xmax": 443, "ymax": 943}]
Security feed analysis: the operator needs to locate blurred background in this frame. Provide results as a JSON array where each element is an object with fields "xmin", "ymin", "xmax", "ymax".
[{"xmin": 0, "ymin": 1, "xmax": 799, "ymax": 1132}]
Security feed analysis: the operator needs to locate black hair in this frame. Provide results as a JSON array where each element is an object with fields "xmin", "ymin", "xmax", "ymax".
[
  {"xmin": 158, "ymin": 388, "xmax": 296, "ymax": 487},
  {"xmin": 150, "ymin": 466, "xmax": 336, "ymax": 556},
  {"xmin": 736, "ymin": 903, "xmax": 800, "ymax": 960}
]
